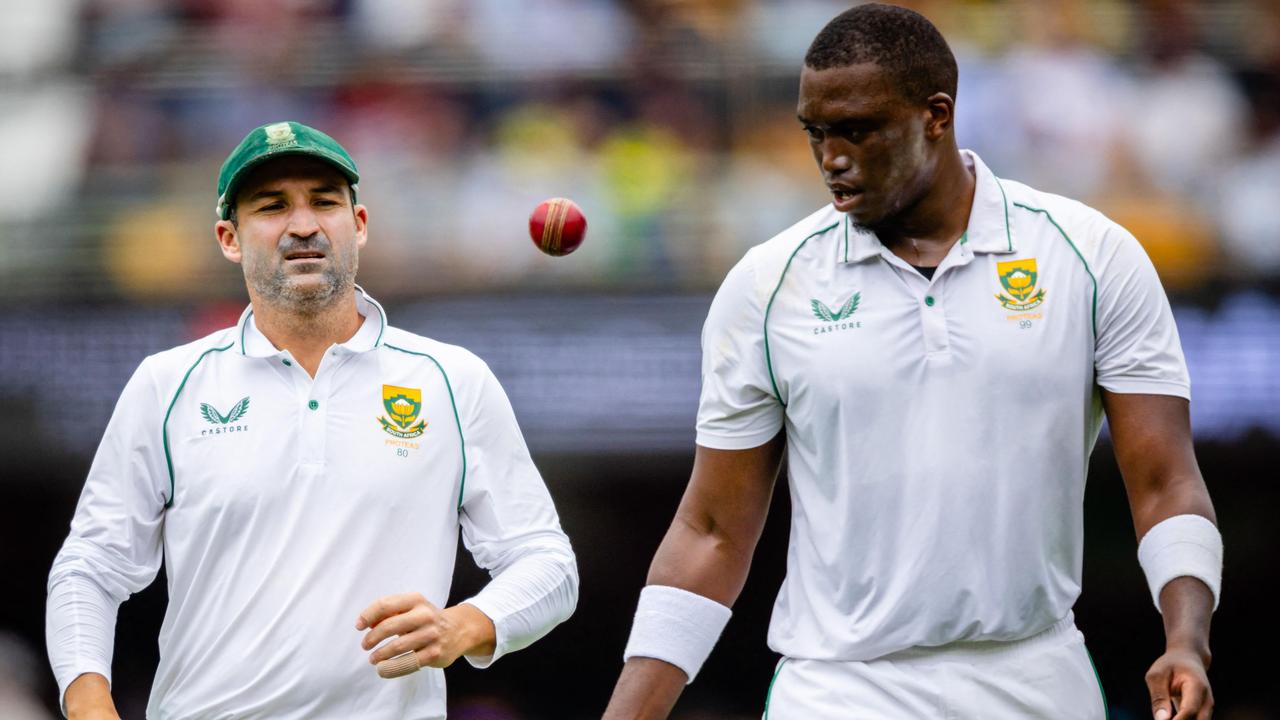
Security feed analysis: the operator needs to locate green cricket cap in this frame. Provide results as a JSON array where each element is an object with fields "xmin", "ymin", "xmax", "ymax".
[{"xmin": 216, "ymin": 121, "xmax": 360, "ymax": 219}]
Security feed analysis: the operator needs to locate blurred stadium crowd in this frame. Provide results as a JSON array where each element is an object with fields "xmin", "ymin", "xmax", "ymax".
[
  {"xmin": 2, "ymin": 2, "xmax": 1279, "ymax": 719},
  {"xmin": 2, "ymin": 0, "xmax": 1279, "ymax": 300}
]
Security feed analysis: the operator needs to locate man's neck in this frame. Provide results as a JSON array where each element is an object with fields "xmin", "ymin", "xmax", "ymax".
[
  {"xmin": 250, "ymin": 289, "xmax": 363, "ymax": 377},
  {"xmin": 877, "ymin": 147, "xmax": 976, "ymax": 268}
]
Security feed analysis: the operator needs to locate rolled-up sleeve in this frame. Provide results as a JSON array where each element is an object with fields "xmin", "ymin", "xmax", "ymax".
[
  {"xmin": 47, "ymin": 360, "xmax": 168, "ymax": 710},
  {"xmin": 455, "ymin": 360, "xmax": 577, "ymax": 667}
]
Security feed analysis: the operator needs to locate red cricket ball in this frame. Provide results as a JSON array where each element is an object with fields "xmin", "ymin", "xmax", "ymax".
[{"xmin": 529, "ymin": 197, "xmax": 587, "ymax": 256}]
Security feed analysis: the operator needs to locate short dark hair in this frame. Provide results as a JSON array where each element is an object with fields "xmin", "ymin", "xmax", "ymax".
[{"xmin": 804, "ymin": 3, "xmax": 958, "ymax": 105}]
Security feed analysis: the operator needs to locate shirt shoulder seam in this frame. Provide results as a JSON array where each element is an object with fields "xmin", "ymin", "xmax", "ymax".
[
  {"xmin": 161, "ymin": 340, "xmax": 235, "ymax": 508},
  {"xmin": 763, "ymin": 220, "xmax": 840, "ymax": 406}
]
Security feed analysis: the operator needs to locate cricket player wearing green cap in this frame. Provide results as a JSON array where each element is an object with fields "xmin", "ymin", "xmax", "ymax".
[{"xmin": 46, "ymin": 121, "xmax": 578, "ymax": 719}]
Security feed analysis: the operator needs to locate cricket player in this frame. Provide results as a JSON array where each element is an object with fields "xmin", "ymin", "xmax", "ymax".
[
  {"xmin": 46, "ymin": 121, "xmax": 578, "ymax": 719},
  {"xmin": 603, "ymin": 5, "xmax": 1218, "ymax": 720}
]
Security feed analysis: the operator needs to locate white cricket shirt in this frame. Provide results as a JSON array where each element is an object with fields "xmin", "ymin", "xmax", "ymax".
[
  {"xmin": 697, "ymin": 151, "xmax": 1188, "ymax": 662},
  {"xmin": 47, "ymin": 289, "xmax": 577, "ymax": 719}
]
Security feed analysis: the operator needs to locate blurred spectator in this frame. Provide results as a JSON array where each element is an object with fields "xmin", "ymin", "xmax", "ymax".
[
  {"xmin": 0, "ymin": 633, "xmax": 55, "ymax": 720},
  {"xmin": 464, "ymin": 0, "xmax": 632, "ymax": 75},
  {"xmin": 1121, "ymin": 0, "xmax": 1248, "ymax": 200},
  {"xmin": 0, "ymin": 0, "xmax": 82, "ymax": 76},
  {"xmin": 2, "ymin": 0, "xmax": 1279, "ymax": 295},
  {"xmin": 998, "ymin": 2, "xmax": 1127, "ymax": 199},
  {"xmin": 1217, "ymin": 134, "xmax": 1280, "ymax": 275},
  {"xmin": 351, "ymin": 0, "xmax": 461, "ymax": 50},
  {"xmin": 0, "ymin": 82, "xmax": 92, "ymax": 221}
]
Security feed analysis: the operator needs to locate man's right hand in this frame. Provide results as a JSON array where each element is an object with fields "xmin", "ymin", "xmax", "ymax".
[{"xmin": 64, "ymin": 673, "xmax": 120, "ymax": 720}]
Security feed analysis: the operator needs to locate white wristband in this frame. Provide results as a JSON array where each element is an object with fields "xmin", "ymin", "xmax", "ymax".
[
  {"xmin": 1137, "ymin": 514, "xmax": 1222, "ymax": 612},
  {"xmin": 623, "ymin": 585, "xmax": 732, "ymax": 684}
]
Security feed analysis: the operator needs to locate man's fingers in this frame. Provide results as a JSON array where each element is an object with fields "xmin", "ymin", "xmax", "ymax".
[
  {"xmin": 1146, "ymin": 663, "xmax": 1173, "ymax": 720},
  {"xmin": 355, "ymin": 592, "xmax": 428, "ymax": 630},
  {"xmin": 361, "ymin": 605, "xmax": 435, "ymax": 650},
  {"xmin": 1171, "ymin": 677, "xmax": 1208, "ymax": 720},
  {"xmin": 1197, "ymin": 694, "xmax": 1215, "ymax": 720},
  {"xmin": 376, "ymin": 651, "xmax": 421, "ymax": 679},
  {"xmin": 369, "ymin": 626, "xmax": 441, "ymax": 664}
]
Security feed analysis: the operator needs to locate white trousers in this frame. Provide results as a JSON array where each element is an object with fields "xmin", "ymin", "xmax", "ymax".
[{"xmin": 763, "ymin": 615, "xmax": 1107, "ymax": 719}]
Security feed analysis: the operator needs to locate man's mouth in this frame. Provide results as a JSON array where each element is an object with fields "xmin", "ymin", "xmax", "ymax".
[
  {"xmin": 284, "ymin": 251, "xmax": 325, "ymax": 262},
  {"xmin": 828, "ymin": 184, "xmax": 864, "ymax": 210}
]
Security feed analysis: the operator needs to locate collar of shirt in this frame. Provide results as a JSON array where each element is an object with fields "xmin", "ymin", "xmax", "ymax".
[
  {"xmin": 838, "ymin": 149, "xmax": 1018, "ymax": 265},
  {"xmin": 233, "ymin": 285, "xmax": 388, "ymax": 359}
]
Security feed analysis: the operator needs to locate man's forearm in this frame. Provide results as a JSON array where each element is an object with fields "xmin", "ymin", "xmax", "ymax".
[
  {"xmin": 603, "ymin": 521, "xmax": 755, "ymax": 720},
  {"xmin": 47, "ymin": 570, "xmax": 121, "ymax": 713},
  {"xmin": 604, "ymin": 658, "xmax": 688, "ymax": 720},
  {"xmin": 604, "ymin": 439, "xmax": 782, "ymax": 720},
  {"xmin": 461, "ymin": 541, "xmax": 578, "ymax": 666},
  {"xmin": 1158, "ymin": 576, "xmax": 1214, "ymax": 662}
]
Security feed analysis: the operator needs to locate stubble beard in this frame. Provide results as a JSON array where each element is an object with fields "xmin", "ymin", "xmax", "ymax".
[{"xmin": 244, "ymin": 236, "xmax": 359, "ymax": 317}]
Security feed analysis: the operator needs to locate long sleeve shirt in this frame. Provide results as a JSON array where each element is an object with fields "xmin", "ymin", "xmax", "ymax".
[{"xmin": 47, "ymin": 290, "xmax": 577, "ymax": 719}]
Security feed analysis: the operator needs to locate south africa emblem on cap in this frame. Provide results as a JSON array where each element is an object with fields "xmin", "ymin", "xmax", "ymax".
[
  {"xmin": 995, "ymin": 258, "xmax": 1046, "ymax": 311},
  {"xmin": 378, "ymin": 385, "xmax": 427, "ymax": 439},
  {"xmin": 264, "ymin": 122, "xmax": 298, "ymax": 148}
]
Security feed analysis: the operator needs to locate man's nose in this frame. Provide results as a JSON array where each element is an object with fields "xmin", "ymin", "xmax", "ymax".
[
  {"xmin": 819, "ymin": 140, "xmax": 852, "ymax": 175},
  {"xmin": 287, "ymin": 205, "xmax": 320, "ymax": 238}
]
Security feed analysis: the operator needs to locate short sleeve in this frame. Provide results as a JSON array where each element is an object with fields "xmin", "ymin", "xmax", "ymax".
[
  {"xmin": 1093, "ymin": 225, "xmax": 1190, "ymax": 398},
  {"xmin": 695, "ymin": 252, "xmax": 785, "ymax": 449}
]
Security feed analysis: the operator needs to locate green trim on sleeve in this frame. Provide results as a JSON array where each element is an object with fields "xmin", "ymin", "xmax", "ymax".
[
  {"xmin": 763, "ymin": 657, "xmax": 790, "ymax": 720},
  {"xmin": 1013, "ymin": 202, "xmax": 1099, "ymax": 338},
  {"xmin": 764, "ymin": 222, "xmax": 838, "ymax": 406},
  {"xmin": 162, "ymin": 342, "xmax": 234, "ymax": 508},
  {"xmin": 385, "ymin": 343, "xmax": 467, "ymax": 511}
]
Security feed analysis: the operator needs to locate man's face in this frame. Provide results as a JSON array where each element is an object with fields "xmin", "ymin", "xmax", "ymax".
[
  {"xmin": 215, "ymin": 156, "xmax": 367, "ymax": 313},
  {"xmin": 797, "ymin": 63, "xmax": 935, "ymax": 231}
]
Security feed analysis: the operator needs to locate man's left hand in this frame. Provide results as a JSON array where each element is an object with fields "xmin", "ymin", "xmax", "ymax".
[
  {"xmin": 1145, "ymin": 645, "xmax": 1213, "ymax": 720},
  {"xmin": 356, "ymin": 593, "xmax": 496, "ymax": 669}
]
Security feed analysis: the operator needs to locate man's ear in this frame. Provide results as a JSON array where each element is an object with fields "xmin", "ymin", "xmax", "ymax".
[
  {"xmin": 354, "ymin": 204, "xmax": 369, "ymax": 250},
  {"xmin": 215, "ymin": 219, "xmax": 243, "ymax": 263},
  {"xmin": 924, "ymin": 91, "xmax": 954, "ymax": 141}
]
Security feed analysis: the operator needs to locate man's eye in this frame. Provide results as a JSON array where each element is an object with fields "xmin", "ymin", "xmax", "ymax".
[
  {"xmin": 259, "ymin": 203, "xmax": 284, "ymax": 212},
  {"xmin": 803, "ymin": 126, "xmax": 823, "ymax": 140}
]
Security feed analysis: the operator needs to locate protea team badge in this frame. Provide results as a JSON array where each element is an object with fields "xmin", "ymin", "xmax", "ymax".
[
  {"xmin": 995, "ymin": 258, "xmax": 1046, "ymax": 311},
  {"xmin": 379, "ymin": 385, "xmax": 427, "ymax": 438}
]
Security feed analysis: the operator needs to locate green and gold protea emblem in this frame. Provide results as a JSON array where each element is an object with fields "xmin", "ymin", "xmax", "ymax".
[
  {"xmin": 379, "ymin": 384, "xmax": 427, "ymax": 438},
  {"xmin": 811, "ymin": 292, "xmax": 861, "ymax": 322},
  {"xmin": 995, "ymin": 258, "xmax": 1046, "ymax": 311}
]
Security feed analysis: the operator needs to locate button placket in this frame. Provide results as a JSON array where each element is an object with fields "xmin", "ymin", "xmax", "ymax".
[
  {"xmin": 920, "ymin": 283, "xmax": 950, "ymax": 355},
  {"xmin": 299, "ymin": 365, "xmax": 331, "ymax": 467}
]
